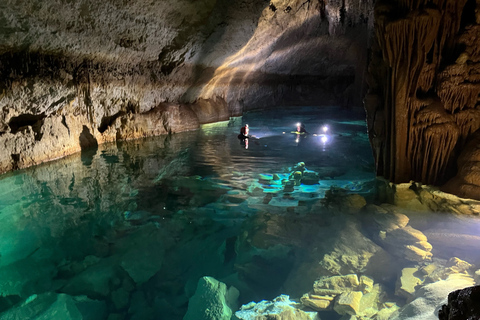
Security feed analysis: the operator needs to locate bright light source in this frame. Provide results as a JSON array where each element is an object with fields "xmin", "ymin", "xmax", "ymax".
[
  {"xmin": 321, "ymin": 135, "xmax": 328, "ymax": 144},
  {"xmin": 322, "ymin": 125, "xmax": 328, "ymax": 133},
  {"xmin": 296, "ymin": 123, "xmax": 300, "ymax": 127}
]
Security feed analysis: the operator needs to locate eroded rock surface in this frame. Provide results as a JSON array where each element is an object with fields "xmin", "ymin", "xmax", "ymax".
[
  {"xmin": 0, "ymin": 0, "xmax": 373, "ymax": 173},
  {"xmin": 365, "ymin": 0, "xmax": 480, "ymax": 200}
]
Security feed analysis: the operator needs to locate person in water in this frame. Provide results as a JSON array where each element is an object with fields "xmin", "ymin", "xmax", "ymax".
[
  {"xmin": 295, "ymin": 122, "xmax": 308, "ymax": 134},
  {"xmin": 239, "ymin": 124, "xmax": 249, "ymax": 139}
]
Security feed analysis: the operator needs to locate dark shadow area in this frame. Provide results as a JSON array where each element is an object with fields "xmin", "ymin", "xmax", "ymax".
[
  {"xmin": 79, "ymin": 125, "xmax": 98, "ymax": 166},
  {"xmin": 8, "ymin": 113, "xmax": 46, "ymax": 140}
]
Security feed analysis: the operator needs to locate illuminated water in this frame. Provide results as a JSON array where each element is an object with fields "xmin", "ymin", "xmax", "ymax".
[{"xmin": 0, "ymin": 106, "xmax": 479, "ymax": 319}]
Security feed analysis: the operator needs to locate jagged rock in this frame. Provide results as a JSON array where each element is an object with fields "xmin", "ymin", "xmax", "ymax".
[
  {"xmin": 392, "ymin": 183, "xmax": 429, "ymax": 211},
  {"xmin": 395, "ymin": 267, "xmax": 423, "ymax": 300},
  {"xmin": 358, "ymin": 283, "xmax": 384, "ymax": 315},
  {"xmin": 333, "ymin": 291, "xmax": 363, "ymax": 315},
  {"xmin": 365, "ymin": 204, "xmax": 410, "ymax": 232},
  {"xmin": 445, "ymin": 257, "xmax": 473, "ymax": 274},
  {"xmin": 359, "ymin": 276, "xmax": 374, "ymax": 294},
  {"xmin": 235, "ymin": 295, "xmax": 317, "ymax": 320},
  {"xmin": 438, "ymin": 285, "xmax": 480, "ymax": 320},
  {"xmin": 183, "ymin": 276, "xmax": 239, "ymax": 320},
  {"xmin": 381, "ymin": 225, "xmax": 432, "ymax": 262},
  {"xmin": 393, "ymin": 273, "xmax": 474, "ymax": 320},
  {"xmin": 313, "ymin": 274, "xmax": 360, "ymax": 296},
  {"xmin": 366, "ymin": 0, "xmax": 480, "ymax": 197},
  {"xmin": 300, "ymin": 294, "xmax": 333, "ymax": 311}
]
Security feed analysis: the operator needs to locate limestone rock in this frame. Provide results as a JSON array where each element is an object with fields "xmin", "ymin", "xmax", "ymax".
[
  {"xmin": 342, "ymin": 194, "xmax": 367, "ymax": 213},
  {"xmin": 183, "ymin": 276, "xmax": 239, "ymax": 320},
  {"xmin": 313, "ymin": 274, "xmax": 360, "ymax": 296},
  {"xmin": 394, "ymin": 273, "xmax": 475, "ymax": 320},
  {"xmin": 333, "ymin": 291, "xmax": 363, "ymax": 315},
  {"xmin": 300, "ymin": 293, "xmax": 333, "ymax": 311},
  {"xmin": 0, "ymin": 0, "xmax": 373, "ymax": 175},
  {"xmin": 445, "ymin": 257, "xmax": 473, "ymax": 273},
  {"xmin": 235, "ymin": 295, "xmax": 317, "ymax": 320},
  {"xmin": 395, "ymin": 267, "xmax": 423, "ymax": 300}
]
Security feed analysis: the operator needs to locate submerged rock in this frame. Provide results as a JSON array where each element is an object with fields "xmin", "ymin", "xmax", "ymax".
[
  {"xmin": 0, "ymin": 292, "xmax": 106, "ymax": 320},
  {"xmin": 183, "ymin": 276, "xmax": 239, "ymax": 320},
  {"xmin": 235, "ymin": 295, "xmax": 318, "ymax": 320}
]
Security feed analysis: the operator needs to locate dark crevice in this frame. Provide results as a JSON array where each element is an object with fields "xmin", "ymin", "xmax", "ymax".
[
  {"xmin": 61, "ymin": 115, "xmax": 70, "ymax": 136},
  {"xmin": 11, "ymin": 154, "xmax": 20, "ymax": 170},
  {"xmin": 460, "ymin": 0, "xmax": 476, "ymax": 31},
  {"xmin": 8, "ymin": 113, "xmax": 46, "ymax": 140},
  {"xmin": 269, "ymin": 3, "xmax": 276, "ymax": 11},
  {"xmin": 339, "ymin": 0, "xmax": 346, "ymax": 25},
  {"xmin": 98, "ymin": 111, "xmax": 125, "ymax": 133}
]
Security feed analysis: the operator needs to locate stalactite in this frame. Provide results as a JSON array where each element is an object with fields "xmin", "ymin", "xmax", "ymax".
[
  {"xmin": 410, "ymin": 102, "xmax": 459, "ymax": 184},
  {"xmin": 367, "ymin": 0, "xmax": 473, "ymax": 186},
  {"xmin": 417, "ymin": 63, "xmax": 435, "ymax": 93},
  {"xmin": 454, "ymin": 109, "xmax": 480, "ymax": 142}
]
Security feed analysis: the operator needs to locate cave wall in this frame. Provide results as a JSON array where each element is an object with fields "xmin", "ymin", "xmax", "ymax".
[
  {"xmin": 0, "ymin": 0, "xmax": 373, "ymax": 173},
  {"xmin": 366, "ymin": 0, "xmax": 480, "ymax": 200}
]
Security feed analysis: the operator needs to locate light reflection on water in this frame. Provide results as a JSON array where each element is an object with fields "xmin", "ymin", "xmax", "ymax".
[{"xmin": 0, "ymin": 107, "xmax": 478, "ymax": 319}]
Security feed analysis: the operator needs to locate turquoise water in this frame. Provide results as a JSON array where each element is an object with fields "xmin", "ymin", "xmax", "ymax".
[{"xmin": 0, "ymin": 106, "xmax": 479, "ymax": 319}]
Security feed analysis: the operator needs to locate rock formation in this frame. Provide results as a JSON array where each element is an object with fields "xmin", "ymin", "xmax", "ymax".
[
  {"xmin": 439, "ymin": 285, "xmax": 480, "ymax": 320},
  {"xmin": 0, "ymin": 0, "xmax": 373, "ymax": 173},
  {"xmin": 365, "ymin": 0, "xmax": 480, "ymax": 200}
]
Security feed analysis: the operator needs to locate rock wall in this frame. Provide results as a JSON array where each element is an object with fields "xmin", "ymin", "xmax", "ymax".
[
  {"xmin": 365, "ymin": 0, "xmax": 480, "ymax": 200},
  {"xmin": 0, "ymin": 0, "xmax": 373, "ymax": 173}
]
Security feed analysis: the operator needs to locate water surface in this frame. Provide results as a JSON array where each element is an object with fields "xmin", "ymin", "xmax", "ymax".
[{"xmin": 0, "ymin": 106, "xmax": 479, "ymax": 319}]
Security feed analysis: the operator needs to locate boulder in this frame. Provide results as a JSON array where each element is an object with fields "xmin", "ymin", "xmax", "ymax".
[
  {"xmin": 395, "ymin": 267, "xmax": 423, "ymax": 300},
  {"xmin": 300, "ymin": 293, "xmax": 333, "ymax": 311},
  {"xmin": 183, "ymin": 276, "xmax": 239, "ymax": 320},
  {"xmin": 439, "ymin": 285, "xmax": 480, "ymax": 320},
  {"xmin": 333, "ymin": 291, "xmax": 363, "ymax": 315}
]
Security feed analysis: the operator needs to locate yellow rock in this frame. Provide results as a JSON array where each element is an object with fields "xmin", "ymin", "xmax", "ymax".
[{"xmin": 333, "ymin": 291, "xmax": 363, "ymax": 315}]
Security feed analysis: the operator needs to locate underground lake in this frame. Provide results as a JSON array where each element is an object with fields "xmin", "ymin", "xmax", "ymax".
[{"xmin": 0, "ymin": 106, "xmax": 479, "ymax": 320}]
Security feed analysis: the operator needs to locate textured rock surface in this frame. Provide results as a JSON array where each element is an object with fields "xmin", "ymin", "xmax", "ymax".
[
  {"xmin": 183, "ymin": 276, "xmax": 239, "ymax": 320},
  {"xmin": 365, "ymin": 0, "xmax": 480, "ymax": 200},
  {"xmin": 438, "ymin": 285, "xmax": 480, "ymax": 320},
  {"xmin": 0, "ymin": 0, "xmax": 373, "ymax": 173}
]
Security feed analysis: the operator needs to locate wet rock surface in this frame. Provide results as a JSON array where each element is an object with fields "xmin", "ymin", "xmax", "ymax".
[
  {"xmin": 438, "ymin": 285, "xmax": 480, "ymax": 320},
  {"xmin": 0, "ymin": 0, "xmax": 373, "ymax": 174}
]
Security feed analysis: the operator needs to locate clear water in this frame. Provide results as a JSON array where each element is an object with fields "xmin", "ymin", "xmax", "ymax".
[{"xmin": 0, "ymin": 106, "xmax": 479, "ymax": 319}]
